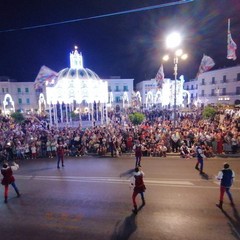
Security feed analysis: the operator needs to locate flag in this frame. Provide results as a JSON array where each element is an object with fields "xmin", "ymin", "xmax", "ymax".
[
  {"xmin": 34, "ymin": 65, "xmax": 58, "ymax": 90},
  {"xmin": 155, "ymin": 64, "xmax": 164, "ymax": 88},
  {"xmin": 227, "ymin": 18, "xmax": 237, "ymax": 60},
  {"xmin": 197, "ymin": 54, "xmax": 215, "ymax": 76}
]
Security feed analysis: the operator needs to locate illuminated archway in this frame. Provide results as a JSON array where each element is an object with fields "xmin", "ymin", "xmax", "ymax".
[
  {"xmin": 3, "ymin": 94, "xmax": 15, "ymax": 115},
  {"xmin": 45, "ymin": 47, "xmax": 108, "ymax": 126}
]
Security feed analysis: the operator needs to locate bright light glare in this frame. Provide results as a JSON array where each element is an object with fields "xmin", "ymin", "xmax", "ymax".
[
  {"xmin": 166, "ymin": 32, "xmax": 181, "ymax": 49},
  {"xmin": 163, "ymin": 55, "xmax": 169, "ymax": 61},
  {"xmin": 181, "ymin": 54, "xmax": 188, "ymax": 60},
  {"xmin": 175, "ymin": 49, "xmax": 183, "ymax": 56}
]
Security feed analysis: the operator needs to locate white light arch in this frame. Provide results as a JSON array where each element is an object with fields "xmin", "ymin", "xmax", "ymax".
[
  {"xmin": 146, "ymin": 91, "xmax": 154, "ymax": 108},
  {"xmin": 3, "ymin": 93, "xmax": 15, "ymax": 115},
  {"xmin": 38, "ymin": 93, "xmax": 46, "ymax": 114},
  {"xmin": 45, "ymin": 47, "xmax": 108, "ymax": 126}
]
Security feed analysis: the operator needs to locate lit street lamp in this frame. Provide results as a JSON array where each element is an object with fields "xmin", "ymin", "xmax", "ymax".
[{"xmin": 163, "ymin": 33, "xmax": 187, "ymax": 129}]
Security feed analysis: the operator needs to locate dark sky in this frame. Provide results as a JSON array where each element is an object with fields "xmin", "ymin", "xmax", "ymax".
[{"xmin": 0, "ymin": 0, "xmax": 240, "ymax": 86}]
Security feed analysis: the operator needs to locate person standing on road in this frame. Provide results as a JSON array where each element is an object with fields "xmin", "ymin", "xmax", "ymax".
[
  {"xmin": 195, "ymin": 143, "xmax": 206, "ymax": 174},
  {"xmin": 56, "ymin": 141, "xmax": 65, "ymax": 169},
  {"xmin": 132, "ymin": 140, "xmax": 143, "ymax": 167},
  {"xmin": 1, "ymin": 162, "xmax": 20, "ymax": 203},
  {"xmin": 216, "ymin": 162, "xmax": 235, "ymax": 209},
  {"xmin": 130, "ymin": 167, "xmax": 146, "ymax": 214}
]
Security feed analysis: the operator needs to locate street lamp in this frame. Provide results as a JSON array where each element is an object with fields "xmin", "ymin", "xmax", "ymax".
[{"xmin": 163, "ymin": 33, "xmax": 187, "ymax": 129}]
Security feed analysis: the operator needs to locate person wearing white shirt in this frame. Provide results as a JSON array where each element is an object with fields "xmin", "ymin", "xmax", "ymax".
[{"xmin": 216, "ymin": 163, "xmax": 235, "ymax": 209}]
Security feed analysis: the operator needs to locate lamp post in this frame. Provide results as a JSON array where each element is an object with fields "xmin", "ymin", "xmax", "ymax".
[{"xmin": 163, "ymin": 33, "xmax": 187, "ymax": 129}]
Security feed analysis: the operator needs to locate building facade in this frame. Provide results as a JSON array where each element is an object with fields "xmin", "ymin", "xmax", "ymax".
[
  {"xmin": 0, "ymin": 76, "xmax": 134, "ymax": 114},
  {"xmin": 0, "ymin": 77, "xmax": 38, "ymax": 114},
  {"xmin": 184, "ymin": 65, "xmax": 240, "ymax": 107},
  {"xmin": 0, "ymin": 48, "xmax": 134, "ymax": 115},
  {"xmin": 103, "ymin": 76, "xmax": 134, "ymax": 110},
  {"xmin": 136, "ymin": 76, "xmax": 190, "ymax": 109}
]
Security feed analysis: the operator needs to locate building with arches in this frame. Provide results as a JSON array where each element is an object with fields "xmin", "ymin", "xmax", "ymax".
[
  {"xmin": 43, "ymin": 47, "xmax": 108, "ymax": 126},
  {"xmin": 0, "ymin": 47, "xmax": 134, "ymax": 122},
  {"xmin": 136, "ymin": 76, "xmax": 190, "ymax": 109}
]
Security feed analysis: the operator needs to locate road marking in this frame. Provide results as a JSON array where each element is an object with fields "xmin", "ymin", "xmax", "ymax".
[
  {"xmin": 228, "ymin": 221, "xmax": 240, "ymax": 239},
  {"xmin": 15, "ymin": 175, "xmax": 240, "ymax": 189},
  {"xmin": 146, "ymin": 180, "xmax": 193, "ymax": 185},
  {"xmin": 15, "ymin": 175, "xmax": 194, "ymax": 186}
]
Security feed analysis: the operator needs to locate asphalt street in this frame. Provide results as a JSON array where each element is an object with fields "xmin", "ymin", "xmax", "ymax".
[{"xmin": 0, "ymin": 154, "xmax": 239, "ymax": 240}]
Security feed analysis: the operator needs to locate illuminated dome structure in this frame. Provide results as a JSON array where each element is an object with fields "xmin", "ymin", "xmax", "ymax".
[{"xmin": 45, "ymin": 46, "xmax": 108, "ymax": 127}]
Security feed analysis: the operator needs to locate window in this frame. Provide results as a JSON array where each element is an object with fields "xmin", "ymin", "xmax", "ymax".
[
  {"xmin": 6, "ymin": 88, "xmax": 8, "ymax": 93},
  {"xmin": 26, "ymin": 98, "xmax": 30, "ymax": 104},
  {"xmin": 186, "ymin": 86, "xmax": 189, "ymax": 90},
  {"xmin": 17, "ymin": 88, "xmax": 21, "ymax": 93},
  {"xmin": 201, "ymin": 79, "xmax": 205, "ymax": 85},
  {"xmin": 196, "ymin": 84, "xmax": 198, "ymax": 89},
  {"xmin": 223, "ymin": 75, "xmax": 227, "ymax": 83},
  {"xmin": 211, "ymin": 77, "xmax": 215, "ymax": 84},
  {"xmin": 201, "ymin": 90, "xmax": 204, "ymax": 96},
  {"xmin": 25, "ymin": 88, "xmax": 29, "ymax": 93},
  {"xmin": 18, "ymin": 98, "xmax": 22, "ymax": 104},
  {"xmin": 211, "ymin": 89, "xmax": 215, "ymax": 96},
  {"xmin": 115, "ymin": 86, "xmax": 120, "ymax": 92},
  {"xmin": 191, "ymin": 85, "xmax": 193, "ymax": 90},
  {"xmin": 123, "ymin": 86, "xmax": 128, "ymax": 91},
  {"xmin": 115, "ymin": 96, "xmax": 120, "ymax": 102},
  {"xmin": 108, "ymin": 86, "xmax": 112, "ymax": 92},
  {"xmin": 236, "ymin": 87, "xmax": 240, "ymax": 94},
  {"xmin": 2, "ymin": 88, "xmax": 4, "ymax": 93},
  {"xmin": 222, "ymin": 88, "xmax": 226, "ymax": 95},
  {"xmin": 237, "ymin": 73, "xmax": 240, "ymax": 81},
  {"xmin": 191, "ymin": 93, "xmax": 193, "ymax": 98}
]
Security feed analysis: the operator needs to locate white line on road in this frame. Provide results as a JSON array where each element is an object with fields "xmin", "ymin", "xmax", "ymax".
[{"xmin": 15, "ymin": 175, "xmax": 240, "ymax": 190}]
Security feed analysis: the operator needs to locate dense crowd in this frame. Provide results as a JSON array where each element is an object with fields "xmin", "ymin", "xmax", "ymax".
[{"xmin": 0, "ymin": 108, "xmax": 239, "ymax": 163}]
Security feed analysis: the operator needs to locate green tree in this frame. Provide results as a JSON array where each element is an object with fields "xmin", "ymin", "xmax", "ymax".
[
  {"xmin": 129, "ymin": 112, "xmax": 145, "ymax": 125},
  {"xmin": 11, "ymin": 112, "xmax": 25, "ymax": 123},
  {"xmin": 202, "ymin": 105, "xmax": 217, "ymax": 119}
]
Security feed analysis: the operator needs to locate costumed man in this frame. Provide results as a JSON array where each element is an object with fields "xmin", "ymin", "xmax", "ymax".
[
  {"xmin": 56, "ymin": 141, "xmax": 65, "ymax": 169},
  {"xmin": 132, "ymin": 140, "xmax": 143, "ymax": 167},
  {"xmin": 216, "ymin": 162, "xmax": 235, "ymax": 209},
  {"xmin": 1, "ymin": 162, "xmax": 20, "ymax": 203},
  {"xmin": 130, "ymin": 167, "xmax": 146, "ymax": 214},
  {"xmin": 195, "ymin": 143, "xmax": 206, "ymax": 174}
]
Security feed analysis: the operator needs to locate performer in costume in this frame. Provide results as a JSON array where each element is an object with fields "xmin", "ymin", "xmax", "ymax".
[
  {"xmin": 130, "ymin": 167, "xmax": 146, "ymax": 214},
  {"xmin": 1, "ymin": 162, "xmax": 20, "ymax": 203}
]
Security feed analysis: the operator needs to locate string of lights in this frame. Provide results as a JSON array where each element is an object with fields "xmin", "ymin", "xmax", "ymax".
[{"xmin": 0, "ymin": 0, "xmax": 194, "ymax": 33}]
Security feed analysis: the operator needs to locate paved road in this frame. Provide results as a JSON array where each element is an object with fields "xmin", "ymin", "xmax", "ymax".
[{"xmin": 0, "ymin": 155, "xmax": 240, "ymax": 240}]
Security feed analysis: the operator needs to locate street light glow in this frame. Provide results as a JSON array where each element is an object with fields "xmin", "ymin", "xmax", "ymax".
[
  {"xmin": 166, "ymin": 32, "xmax": 181, "ymax": 49},
  {"xmin": 175, "ymin": 49, "xmax": 183, "ymax": 56},
  {"xmin": 164, "ymin": 32, "xmax": 188, "ymax": 130},
  {"xmin": 163, "ymin": 55, "xmax": 170, "ymax": 61},
  {"xmin": 181, "ymin": 54, "xmax": 188, "ymax": 60}
]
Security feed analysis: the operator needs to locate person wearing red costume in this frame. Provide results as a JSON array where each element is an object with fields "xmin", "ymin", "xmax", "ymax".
[
  {"xmin": 56, "ymin": 141, "xmax": 66, "ymax": 169},
  {"xmin": 130, "ymin": 167, "xmax": 146, "ymax": 214},
  {"xmin": 1, "ymin": 162, "xmax": 20, "ymax": 203}
]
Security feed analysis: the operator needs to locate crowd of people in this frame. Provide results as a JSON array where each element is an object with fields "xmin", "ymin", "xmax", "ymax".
[
  {"xmin": 0, "ymin": 108, "xmax": 239, "ymax": 164},
  {"xmin": 0, "ymin": 108, "xmax": 239, "ymax": 209}
]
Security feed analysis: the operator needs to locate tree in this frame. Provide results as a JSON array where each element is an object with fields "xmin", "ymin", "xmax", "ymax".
[
  {"xmin": 202, "ymin": 105, "xmax": 217, "ymax": 119},
  {"xmin": 129, "ymin": 112, "xmax": 145, "ymax": 125},
  {"xmin": 11, "ymin": 112, "xmax": 25, "ymax": 123}
]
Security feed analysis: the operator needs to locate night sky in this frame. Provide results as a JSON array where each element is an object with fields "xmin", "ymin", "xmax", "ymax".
[{"xmin": 0, "ymin": 0, "xmax": 240, "ymax": 86}]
